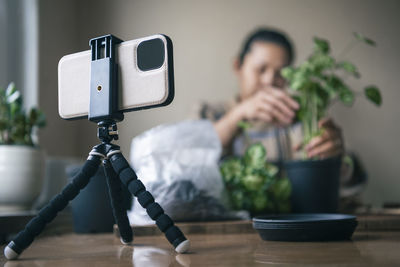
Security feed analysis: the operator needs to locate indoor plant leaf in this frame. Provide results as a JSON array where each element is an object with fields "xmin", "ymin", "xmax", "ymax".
[
  {"xmin": 219, "ymin": 143, "xmax": 290, "ymax": 214},
  {"xmin": 244, "ymin": 143, "xmax": 266, "ymax": 168},
  {"xmin": 309, "ymin": 53, "xmax": 335, "ymax": 71},
  {"xmin": 242, "ymin": 174, "xmax": 264, "ymax": 191},
  {"xmin": 354, "ymin": 32, "xmax": 376, "ymax": 46},
  {"xmin": 290, "ymin": 70, "xmax": 309, "ymax": 90},
  {"xmin": 281, "ymin": 66, "xmax": 295, "ymax": 80},
  {"xmin": 364, "ymin": 86, "xmax": 382, "ymax": 106},
  {"xmin": 337, "ymin": 61, "xmax": 360, "ymax": 78},
  {"xmin": 339, "ymin": 86, "xmax": 354, "ymax": 106},
  {"xmin": 5, "ymin": 82, "xmax": 17, "ymax": 97},
  {"xmin": 237, "ymin": 120, "xmax": 252, "ymax": 131},
  {"xmin": 313, "ymin": 37, "xmax": 330, "ymax": 54},
  {"xmin": 0, "ymin": 83, "xmax": 46, "ymax": 146},
  {"xmin": 220, "ymin": 157, "xmax": 243, "ymax": 183}
]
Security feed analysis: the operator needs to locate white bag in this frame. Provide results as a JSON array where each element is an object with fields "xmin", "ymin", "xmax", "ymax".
[{"xmin": 127, "ymin": 120, "xmax": 247, "ymax": 225}]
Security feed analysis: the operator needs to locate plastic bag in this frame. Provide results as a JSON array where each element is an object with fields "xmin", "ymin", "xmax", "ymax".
[{"xmin": 128, "ymin": 119, "xmax": 248, "ymax": 225}]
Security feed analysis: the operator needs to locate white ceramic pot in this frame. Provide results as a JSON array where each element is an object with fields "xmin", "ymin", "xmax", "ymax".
[{"xmin": 0, "ymin": 145, "xmax": 45, "ymax": 212}]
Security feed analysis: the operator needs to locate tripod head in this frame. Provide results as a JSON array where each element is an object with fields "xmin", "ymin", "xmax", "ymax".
[{"xmin": 97, "ymin": 120, "xmax": 119, "ymax": 144}]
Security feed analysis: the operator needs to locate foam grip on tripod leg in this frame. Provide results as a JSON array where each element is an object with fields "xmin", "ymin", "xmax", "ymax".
[
  {"xmin": 146, "ymin": 202, "xmax": 164, "ymax": 220},
  {"xmin": 108, "ymin": 152, "xmax": 190, "ymax": 253},
  {"xmin": 156, "ymin": 214, "xmax": 174, "ymax": 232},
  {"xmin": 137, "ymin": 191, "xmax": 154, "ymax": 207},
  {"xmin": 104, "ymin": 160, "xmax": 133, "ymax": 244},
  {"xmin": 119, "ymin": 168, "xmax": 138, "ymax": 186},
  {"xmin": 5, "ymin": 157, "xmax": 101, "ymax": 260},
  {"xmin": 127, "ymin": 180, "xmax": 145, "ymax": 196},
  {"xmin": 109, "ymin": 153, "xmax": 130, "ymax": 174}
]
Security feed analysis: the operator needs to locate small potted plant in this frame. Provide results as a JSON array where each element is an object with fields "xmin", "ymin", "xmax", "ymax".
[
  {"xmin": 280, "ymin": 33, "xmax": 382, "ymax": 212},
  {"xmin": 220, "ymin": 143, "xmax": 291, "ymax": 216},
  {"xmin": 0, "ymin": 82, "xmax": 46, "ymax": 212}
]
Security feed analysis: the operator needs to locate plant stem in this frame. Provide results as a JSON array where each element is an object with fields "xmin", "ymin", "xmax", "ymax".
[
  {"xmin": 337, "ymin": 39, "xmax": 359, "ymax": 60},
  {"xmin": 301, "ymin": 84, "xmax": 320, "ymax": 158}
]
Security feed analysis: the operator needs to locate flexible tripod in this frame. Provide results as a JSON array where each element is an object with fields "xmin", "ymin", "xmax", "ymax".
[
  {"xmin": 4, "ymin": 34, "xmax": 190, "ymax": 260},
  {"xmin": 4, "ymin": 120, "xmax": 190, "ymax": 260}
]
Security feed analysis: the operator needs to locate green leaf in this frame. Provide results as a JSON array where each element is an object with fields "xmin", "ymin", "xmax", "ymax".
[
  {"xmin": 321, "ymin": 75, "xmax": 344, "ymax": 99},
  {"xmin": 5, "ymin": 82, "xmax": 16, "ymax": 97},
  {"xmin": 29, "ymin": 108, "xmax": 39, "ymax": 123},
  {"xmin": 230, "ymin": 190, "xmax": 245, "ymax": 210},
  {"xmin": 28, "ymin": 108, "xmax": 46, "ymax": 128},
  {"xmin": 339, "ymin": 86, "xmax": 354, "ymax": 106},
  {"xmin": 264, "ymin": 163, "xmax": 279, "ymax": 177},
  {"xmin": 315, "ymin": 88, "xmax": 331, "ymax": 109},
  {"xmin": 313, "ymin": 37, "xmax": 330, "ymax": 54},
  {"xmin": 309, "ymin": 54, "xmax": 335, "ymax": 71},
  {"xmin": 290, "ymin": 70, "xmax": 309, "ymax": 91},
  {"xmin": 220, "ymin": 139, "xmax": 289, "ymax": 214},
  {"xmin": 6, "ymin": 90, "xmax": 21, "ymax": 104},
  {"xmin": 253, "ymin": 193, "xmax": 268, "ymax": 212},
  {"xmin": 354, "ymin": 32, "xmax": 376, "ymax": 46},
  {"xmin": 220, "ymin": 157, "xmax": 243, "ymax": 183},
  {"xmin": 270, "ymin": 178, "xmax": 292, "ymax": 200},
  {"xmin": 0, "ymin": 82, "xmax": 46, "ymax": 146},
  {"xmin": 364, "ymin": 86, "xmax": 382, "ymax": 106},
  {"xmin": 36, "ymin": 113, "xmax": 46, "ymax": 128},
  {"xmin": 281, "ymin": 66, "xmax": 295, "ymax": 80},
  {"xmin": 10, "ymin": 102, "xmax": 21, "ymax": 117},
  {"xmin": 237, "ymin": 120, "xmax": 251, "ymax": 131},
  {"xmin": 242, "ymin": 174, "xmax": 264, "ymax": 191},
  {"xmin": 337, "ymin": 61, "xmax": 360, "ymax": 77},
  {"xmin": 244, "ymin": 143, "xmax": 266, "ymax": 168}
]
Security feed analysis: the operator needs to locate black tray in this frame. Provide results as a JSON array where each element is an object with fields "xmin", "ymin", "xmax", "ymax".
[{"xmin": 253, "ymin": 214, "xmax": 358, "ymax": 241}]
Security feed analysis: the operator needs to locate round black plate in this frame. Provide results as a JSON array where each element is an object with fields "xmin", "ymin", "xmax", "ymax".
[{"xmin": 253, "ymin": 214, "xmax": 358, "ymax": 241}]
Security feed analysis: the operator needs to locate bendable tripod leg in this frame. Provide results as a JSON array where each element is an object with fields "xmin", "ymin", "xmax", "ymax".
[
  {"xmin": 103, "ymin": 159, "xmax": 133, "ymax": 244},
  {"xmin": 108, "ymin": 152, "xmax": 190, "ymax": 254},
  {"xmin": 4, "ymin": 155, "xmax": 102, "ymax": 260}
]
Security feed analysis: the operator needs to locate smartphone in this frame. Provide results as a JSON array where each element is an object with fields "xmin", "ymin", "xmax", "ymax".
[{"xmin": 58, "ymin": 34, "xmax": 174, "ymax": 120}]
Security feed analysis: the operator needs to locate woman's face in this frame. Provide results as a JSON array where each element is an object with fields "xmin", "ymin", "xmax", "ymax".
[{"xmin": 235, "ymin": 41, "xmax": 289, "ymax": 100}]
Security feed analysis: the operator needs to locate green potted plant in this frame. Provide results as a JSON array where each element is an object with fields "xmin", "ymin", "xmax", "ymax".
[
  {"xmin": 280, "ymin": 33, "xmax": 382, "ymax": 212},
  {"xmin": 220, "ymin": 143, "xmax": 291, "ymax": 216},
  {"xmin": 0, "ymin": 82, "xmax": 46, "ymax": 212}
]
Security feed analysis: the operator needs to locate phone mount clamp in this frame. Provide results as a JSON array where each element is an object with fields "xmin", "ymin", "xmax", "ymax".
[{"xmin": 4, "ymin": 34, "xmax": 190, "ymax": 261}]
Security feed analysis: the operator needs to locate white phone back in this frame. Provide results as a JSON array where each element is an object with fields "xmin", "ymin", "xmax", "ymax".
[{"xmin": 58, "ymin": 34, "xmax": 172, "ymax": 119}]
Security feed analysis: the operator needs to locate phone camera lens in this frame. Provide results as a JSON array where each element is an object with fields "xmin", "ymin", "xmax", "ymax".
[{"xmin": 137, "ymin": 38, "xmax": 165, "ymax": 71}]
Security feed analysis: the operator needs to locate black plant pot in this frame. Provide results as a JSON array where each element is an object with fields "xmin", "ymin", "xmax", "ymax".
[
  {"xmin": 67, "ymin": 165, "xmax": 115, "ymax": 233},
  {"xmin": 66, "ymin": 165, "xmax": 131, "ymax": 233},
  {"xmin": 283, "ymin": 156, "xmax": 341, "ymax": 213}
]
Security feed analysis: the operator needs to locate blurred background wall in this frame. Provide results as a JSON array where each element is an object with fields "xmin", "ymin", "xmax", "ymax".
[{"xmin": 33, "ymin": 0, "xmax": 400, "ymax": 207}]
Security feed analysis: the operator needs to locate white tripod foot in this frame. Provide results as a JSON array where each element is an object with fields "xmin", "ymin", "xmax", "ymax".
[
  {"xmin": 4, "ymin": 245, "xmax": 19, "ymax": 260},
  {"xmin": 175, "ymin": 239, "xmax": 190, "ymax": 254},
  {"xmin": 120, "ymin": 237, "xmax": 133, "ymax": 245}
]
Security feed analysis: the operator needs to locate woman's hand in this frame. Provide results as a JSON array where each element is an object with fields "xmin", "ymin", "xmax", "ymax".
[
  {"xmin": 237, "ymin": 87, "xmax": 299, "ymax": 126},
  {"xmin": 304, "ymin": 118, "xmax": 344, "ymax": 159},
  {"xmin": 214, "ymin": 87, "xmax": 298, "ymax": 147}
]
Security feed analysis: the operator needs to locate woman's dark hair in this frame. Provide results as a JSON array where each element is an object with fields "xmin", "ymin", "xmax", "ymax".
[{"xmin": 238, "ymin": 28, "xmax": 294, "ymax": 66}]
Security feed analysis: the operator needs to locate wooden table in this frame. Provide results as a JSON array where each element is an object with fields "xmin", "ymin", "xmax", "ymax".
[
  {"xmin": 1, "ymin": 216, "xmax": 400, "ymax": 266},
  {"xmin": 1, "ymin": 231, "xmax": 400, "ymax": 266}
]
